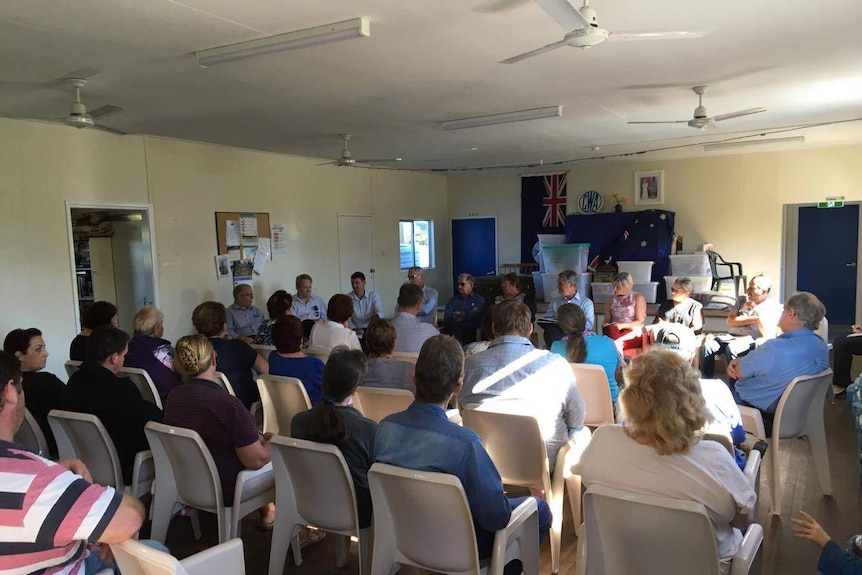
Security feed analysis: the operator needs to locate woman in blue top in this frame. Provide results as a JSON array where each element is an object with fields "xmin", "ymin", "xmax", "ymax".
[
  {"xmin": 269, "ymin": 315, "xmax": 325, "ymax": 405},
  {"xmin": 550, "ymin": 303, "xmax": 622, "ymax": 402}
]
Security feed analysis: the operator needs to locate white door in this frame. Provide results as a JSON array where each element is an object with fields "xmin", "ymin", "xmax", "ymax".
[{"xmin": 338, "ymin": 215, "xmax": 375, "ymax": 293}]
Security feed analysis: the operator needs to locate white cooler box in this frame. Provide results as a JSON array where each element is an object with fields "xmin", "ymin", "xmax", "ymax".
[
  {"xmin": 663, "ymin": 275, "xmax": 713, "ymax": 298},
  {"xmin": 617, "ymin": 261, "xmax": 654, "ymax": 283},
  {"xmin": 669, "ymin": 253, "xmax": 711, "ymax": 277}
]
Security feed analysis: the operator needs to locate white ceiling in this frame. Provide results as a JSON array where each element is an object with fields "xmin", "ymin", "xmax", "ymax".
[{"xmin": 2, "ymin": 0, "xmax": 862, "ymax": 171}]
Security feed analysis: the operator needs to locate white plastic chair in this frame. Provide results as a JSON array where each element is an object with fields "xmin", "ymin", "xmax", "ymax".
[
  {"xmin": 575, "ymin": 484, "xmax": 763, "ymax": 575},
  {"xmin": 256, "ymin": 374, "xmax": 312, "ymax": 436},
  {"xmin": 268, "ymin": 436, "xmax": 371, "ymax": 575},
  {"xmin": 814, "ymin": 317, "xmax": 832, "ymax": 350},
  {"xmin": 368, "ymin": 462, "xmax": 540, "ymax": 575},
  {"xmin": 305, "ymin": 347, "xmax": 330, "ymax": 363},
  {"xmin": 213, "ymin": 371, "xmax": 237, "ymax": 396},
  {"xmin": 145, "ymin": 421, "xmax": 275, "ymax": 543},
  {"xmin": 249, "ymin": 344, "xmax": 274, "ymax": 362},
  {"xmin": 353, "ymin": 387, "xmax": 414, "ymax": 423},
  {"xmin": 737, "ymin": 368, "xmax": 833, "ymax": 516},
  {"xmin": 64, "ymin": 360, "xmax": 82, "ymax": 379},
  {"xmin": 47, "ymin": 410, "xmax": 153, "ymax": 498},
  {"xmin": 461, "ymin": 407, "xmax": 591, "ymax": 574},
  {"xmin": 112, "ymin": 537, "xmax": 246, "ymax": 575},
  {"xmin": 117, "ymin": 367, "xmax": 164, "ymax": 410},
  {"xmin": 569, "ymin": 363, "xmax": 615, "ymax": 427},
  {"xmin": 389, "ymin": 351, "xmax": 419, "ymax": 365},
  {"xmin": 15, "ymin": 408, "xmax": 50, "ymax": 457}
]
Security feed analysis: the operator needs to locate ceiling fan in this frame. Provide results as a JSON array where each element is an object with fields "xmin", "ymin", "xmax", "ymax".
[
  {"xmin": 627, "ymin": 86, "xmax": 767, "ymax": 130},
  {"xmin": 500, "ymin": 0, "xmax": 708, "ymax": 64},
  {"xmin": 318, "ymin": 134, "xmax": 402, "ymax": 167},
  {"xmin": 60, "ymin": 78, "xmax": 127, "ymax": 134}
]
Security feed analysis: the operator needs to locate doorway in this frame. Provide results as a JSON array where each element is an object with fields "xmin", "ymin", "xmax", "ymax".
[
  {"xmin": 451, "ymin": 217, "xmax": 497, "ymax": 292},
  {"xmin": 66, "ymin": 202, "xmax": 159, "ymax": 333},
  {"xmin": 338, "ymin": 214, "xmax": 375, "ymax": 294}
]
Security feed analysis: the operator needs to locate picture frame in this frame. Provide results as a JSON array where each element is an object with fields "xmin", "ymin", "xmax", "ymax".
[{"xmin": 634, "ymin": 170, "xmax": 664, "ymax": 205}]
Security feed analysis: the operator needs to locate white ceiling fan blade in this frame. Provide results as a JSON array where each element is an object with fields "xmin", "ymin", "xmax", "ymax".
[
  {"xmin": 500, "ymin": 40, "xmax": 568, "ymax": 64},
  {"xmin": 93, "ymin": 125, "xmax": 129, "ymax": 135},
  {"xmin": 609, "ymin": 29, "xmax": 712, "ymax": 41},
  {"xmin": 626, "ymin": 120, "xmax": 689, "ymax": 124},
  {"xmin": 537, "ymin": 0, "xmax": 589, "ymax": 30},
  {"xmin": 475, "ymin": 0, "xmax": 533, "ymax": 13},
  {"xmin": 89, "ymin": 105, "xmax": 125, "ymax": 120},
  {"xmin": 712, "ymin": 107, "xmax": 767, "ymax": 122},
  {"xmin": 355, "ymin": 158, "xmax": 402, "ymax": 163}
]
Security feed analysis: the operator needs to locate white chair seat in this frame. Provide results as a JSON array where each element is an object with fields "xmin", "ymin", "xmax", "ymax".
[
  {"xmin": 256, "ymin": 374, "xmax": 311, "ymax": 435},
  {"xmin": 112, "ymin": 537, "xmax": 246, "ymax": 575}
]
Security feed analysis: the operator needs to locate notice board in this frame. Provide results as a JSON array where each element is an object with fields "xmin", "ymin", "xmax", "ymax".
[{"xmin": 214, "ymin": 212, "xmax": 271, "ymax": 256}]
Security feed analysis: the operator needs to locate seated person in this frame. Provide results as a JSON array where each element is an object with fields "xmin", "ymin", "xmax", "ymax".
[
  {"xmin": 550, "ymin": 304, "xmax": 622, "ymax": 405},
  {"xmin": 540, "ymin": 270, "xmax": 595, "ymax": 348},
  {"xmin": 4, "ymin": 327, "xmax": 65, "ymax": 456},
  {"xmin": 602, "ymin": 272, "xmax": 647, "ymax": 352},
  {"xmin": 405, "ymin": 266, "xmax": 439, "ymax": 325},
  {"xmin": 226, "ymin": 284, "xmax": 265, "ymax": 343},
  {"xmin": 702, "ymin": 274, "xmax": 783, "ymax": 378},
  {"xmin": 192, "ymin": 301, "xmax": 269, "ymax": 410},
  {"xmin": 70, "ymin": 300, "xmax": 117, "ymax": 361},
  {"xmin": 728, "ymin": 291, "xmax": 829, "ymax": 433},
  {"xmin": 360, "ymin": 318, "xmax": 415, "ymax": 393},
  {"xmin": 65, "ymin": 326, "xmax": 163, "ymax": 485},
  {"xmin": 255, "ymin": 290, "xmax": 293, "ymax": 346},
  {"xmin": 495, "ymin": 272, "xmax": 537, "ymax": 321},
  {"xmin": 292, "ymin": 274, "xmax": 327, "ymax": 322},
  {"xmin": 164, "ymin": 334, "xmax": 274, "ymax": 528},
  {"xmin": 269, "ymin": 316, "xmax": 325, "ymax": 405},
  {"xmin": 373, "ymin": 335, "xmax": 551, "ymax": 575},
  {"xmin": 442, "ymin": 273, "xmax": 485, "ymax": 345},
  {"xmin": 292, "ymin": 348, "xmax": 376, "ymax": 529},
  {"xmin": 460, "ymin": 301, "xmax": 586, "ymax": 467},
  {"xmin": 391, "ymin": 283, "xmax": 439, "ymax": 354},
  {"xmin": 124, "ymin": 305, "xmax": 180, "ymax": 404},
  {"xmin": 831, "ymin": 324, "xmax": 862, "ymax": 396},
  {"xmin": 347, "ymin": 271, "xmax": 383, "ymax": 336},
  {"xmin": 793, "ymin": 511, "xmax": 862, "ymax": 575},
  {"xmin": 575, "ymin": 349, "xmax": 757, "ymax": 571},
  {"xmin": 0, "ymin": 350, "xmax": 148, "ymax": 575},
  {"xmin": 309, "ymin": 294, "xmax": 362, "ymax": 352},
  {"xmin": 653, "ymin": 276, "xmax": 705, "ymax": 334}
]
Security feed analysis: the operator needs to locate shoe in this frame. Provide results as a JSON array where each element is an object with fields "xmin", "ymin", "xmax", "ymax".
[
  {"xmin": 833, "ymin": 385, "xmax": 848, "ymax": 397},
  {"xmin": 299, "ymin": 529, "xmax": 326, "ymax": 550},
  {"xmin": 752, "ymin": 440, "xmax": 768, "ymax": 458}
]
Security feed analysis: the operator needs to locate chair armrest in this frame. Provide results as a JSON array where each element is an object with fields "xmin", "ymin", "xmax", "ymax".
[
  {"xmin": 743, "ymin": 450, "xmax": 761, "ymax": 490},
  {"xmin": 490, "ymin": 497, "xmax": 539, "ymax": 575},
  {"xmin": 180, "ymin": 538, "xmax": 245, "ymax": 575},
  {"xmin": 234, "ymin": 462, "xmax": 275, "ymax": 502},
  {"xmin": 737, "ymin": 406, "xmax": 766, "ymax": 439},
  {"xmin": 130, "ymin": 450, "xmax": 154, "ymax": 498},
  {"xmin": 730, "ymin": 523, "xmax": 763, "ymax": 575}
]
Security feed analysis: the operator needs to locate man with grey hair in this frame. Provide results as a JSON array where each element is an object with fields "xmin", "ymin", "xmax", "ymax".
[
  {"xmin": 728, "ymin": 291, "xmax": 829, "ymax": 430},
  {"xmin": 292, "ymin": 273, "xmax": 327, "ymax": 322},
  {"xmin": 443, "ymin": 273, "xmax": 485, "ymax": 345},
  {"xmin": 540, "ymin": 269, "xmax": 595, "ymax": 347},
  {"xmin": 405, "ymin": 266, "xmax": 439, "ymax": 325}
]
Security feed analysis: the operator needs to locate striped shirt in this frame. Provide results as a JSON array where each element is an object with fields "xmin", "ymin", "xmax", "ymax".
[{"xmin": 0, "ymin": 440, "xmax": 121, "ymax": 575}]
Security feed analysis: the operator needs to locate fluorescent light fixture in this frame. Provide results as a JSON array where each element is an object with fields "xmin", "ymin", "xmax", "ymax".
[
  {"xmin": 441, "ymin": 106, "xmax": 563, "ymax": 130},
  {"xmin": 703, "ymin": 136, "xmax": 805, "ymax": 152},
  {"xmin": 196, "ymin": 18, "xmax": 370, "ymax": 67}
]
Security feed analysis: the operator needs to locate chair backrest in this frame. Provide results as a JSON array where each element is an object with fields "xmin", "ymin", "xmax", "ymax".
[
  {"xmin": 269, "ymin": 436, "xmax": 359, "ymax": 533},
  {"xmin": 249, "ymin": 344, "xmax": 274, "ymax": 362},
  {"xmin": 353, "ymin": 387, "xmax": 414, "ymax": 423},
  {"xmin": 570, "ymin": 363, "xmax": 615, "ymax": 427},
  {"xmin": 814, "ymin": 317, "xmax": 829, "ymax": 344},
  {"xmin": 111, "ymin": 539, "xmax": 189, "ymax": 575},
  {"xmin": 389, "ymin": 351, "xmax": 419, "ymax": 365},
  {"xmin": 256, "ymin": 375, "xmax": 311, "ymax": 435},
  {"xmin": 369, "ymin": 463, "xmax": 480, "ymax": 574},
  {"xmin": 64, "ymin": 360, "xmax": 82, "ymax": 379},
  {"xmin": 14, "ymin": 408, "xmax": 49, "ymax": 457},
  {"xmin": 144, "ymin": 421, "xmax": 223, "ymax": 511},
  {"xmin": 47, "ymin": 410, "xmax": 123, "ymax": 488},
  {"xmin": 582, "ymin": 484, "xmax": 720, "ymax": 575},
  {"xmin": 117, "ymin": 367, "xmax": 163, "ymax": 409},
  {"xmin": 774, "ymin": 368, "xmax": 833, "ymax": 439},
  {"xmin": 305, "ymin": 347, "xmax": 330, "ymax": 363},
  {"xmin": 460, "ymin": 407, "xmax": 547, "ymax": 488},
  {"xmin": 213, "ymin": 371, "xmax": 237, "ymax": 396}
]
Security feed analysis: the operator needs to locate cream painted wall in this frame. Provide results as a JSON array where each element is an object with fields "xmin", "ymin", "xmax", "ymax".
[
  {"xmin": 0, "ymin": 118, "xmax": 447, "ymax": 379},
  {"xmin": 446, "ymin": 144, "xmax": 862, "ymax": 307}
]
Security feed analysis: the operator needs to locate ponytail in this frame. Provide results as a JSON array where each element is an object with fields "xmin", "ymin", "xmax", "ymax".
[
  {"xmin": 300, "ymin": 347, "xmax": 366, "ymax": 446},
  {"xmin": 303, "ymin": 398, "xmax": 349, "ymax": 445}
]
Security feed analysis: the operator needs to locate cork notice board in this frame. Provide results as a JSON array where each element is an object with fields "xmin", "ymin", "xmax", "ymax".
[{"xmin": 214, "ymin": 212, "xmax": 271, "ymax": 256}]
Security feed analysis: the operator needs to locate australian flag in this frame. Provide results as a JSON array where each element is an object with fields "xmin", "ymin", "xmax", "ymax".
[{"xmin": 521, "ymin": 172, "xmax": 568, "ymax": 263}]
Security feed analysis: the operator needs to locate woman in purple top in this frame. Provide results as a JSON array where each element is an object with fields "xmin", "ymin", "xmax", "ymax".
[
  {"xmin": 268, "ymin": 316, "xmax": 325, "ymax": 405},
  {"xmin": 124, "ymin": 306, "xmax": 180, "ymax": 404}
]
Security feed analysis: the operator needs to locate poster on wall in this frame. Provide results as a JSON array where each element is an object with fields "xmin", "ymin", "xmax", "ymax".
[
  {"xmin": 225, "ymin": 220, "xmax": 241, "ymax": 254},
  {"xmin": 254, "ymin": 238, "xmax": 271, "ymax": 275},
  {"xmin": 214, "ymin": 255, "xmax": 231, "ymax": 281},
  {"xmin": 271, "ymin": 223, "xmax": 287, "ymax": 255}
]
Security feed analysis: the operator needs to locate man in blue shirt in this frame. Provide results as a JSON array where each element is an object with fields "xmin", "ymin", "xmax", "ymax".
[
  {"xmin": 374, "ymin": 335, "xmax": 551, "ymax": 574},
  {"xmin": 728, "ymin": 291, "xmax": 830, "ymax": 431},
  {"xmin": 443, "ymin": 273, "xmax": 485, "ymax": 345},
  {"xmin": 540, "ymin": 270, "xmax": 595, "ymax": 347},
  {"xmin": 225, "ymin": 284, "xmax": 264, "ymax": 343}
]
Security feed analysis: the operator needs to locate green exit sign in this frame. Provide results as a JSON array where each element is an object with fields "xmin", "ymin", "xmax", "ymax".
[{"xmin": 818, "ymin": 201, "xmax": 844, "ymax": 208}]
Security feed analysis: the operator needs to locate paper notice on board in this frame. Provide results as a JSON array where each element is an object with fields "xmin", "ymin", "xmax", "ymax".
[
  {"xmin": 227, "ymin": 248, "xmax": 241, "ymax": 261},
  {"xmin": 271, "ymin": 224, "xmax": 287, "ymax": 255},
  {"xmin": 215, "ymin": 255, "xmax": 231, "ymax": 281},
  {"xmin": 240, "ymin": 213, "xmax": 258, "ymax": 237},
  {"xmin": 254, "ymin": 238, "xmax": 271, "ymax": 275},
  {"xmin": 225, "ymin": 220, "xmax": 241, "ymax": 248}
]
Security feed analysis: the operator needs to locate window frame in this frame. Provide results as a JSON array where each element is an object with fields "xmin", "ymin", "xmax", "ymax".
[{"xmin": 399, "ymin": 219, "xmax": 435, "ymax": 271}]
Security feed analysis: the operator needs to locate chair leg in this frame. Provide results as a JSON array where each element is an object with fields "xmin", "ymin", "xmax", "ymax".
[
  {"xmin": 268, "ymin": 507, "xmax": 295, "ymax": 575},
  {"xmin": 220, "ymin": 508, "xmax": 232, "ymax": 543},
  {"xmin": 545, "ymin": 480, "xmax": 562, "ymax": 574},
  {"xmin": 769, "ymin": 438, "xmax": 782, "ymax": 516},
  {"xmin": 807, "ymin": 422, "xmax": 833, "ymax": 496},
  {"xmin": 148, "ymin": 491, "xmax": 175, "ymax": 544},
  {"xmin": 520, "ymin": 511, "xmax": 541, "ymax": 575},
  {"xmin": 190, "ymin": 512, "xmax": 202, "ymax": 540},
  {"xmin": 336, "ymin": 533, "xmax": 349, "ymax": 567},
  {"xmin": 358, "ymin": 527, "xmax": 373, "ymax": 575}
]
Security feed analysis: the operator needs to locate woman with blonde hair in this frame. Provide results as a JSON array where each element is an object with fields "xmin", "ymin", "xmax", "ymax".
[
  {"xmin": 602, "ymin": 272, "xmax": 647, "ymax": 351},
  {"xmin": 574, "ymin": 349, "xmax": 756, "ymax": 573},
  {"xmin": 163, "ymin": 334, "xmax": 274, "ymax": 528}
]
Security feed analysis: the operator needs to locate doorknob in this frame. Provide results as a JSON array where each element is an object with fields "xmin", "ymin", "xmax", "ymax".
[{"xmin": 848, "ymin": 263, "xmax": 858, "ymax": 268}]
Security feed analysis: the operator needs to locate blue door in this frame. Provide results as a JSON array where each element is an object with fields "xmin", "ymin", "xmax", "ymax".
[
  {"xmin": 451, "ymin": 218, "xmax": 497, "ymax": 291},
  {"xmin": 797, "ymin": 205, "xmax": 858, "ymax": 325}
]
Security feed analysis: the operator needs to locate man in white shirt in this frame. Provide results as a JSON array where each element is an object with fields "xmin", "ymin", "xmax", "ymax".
[
  {"xmin": 540, "ymin": 269, "xmax": 595, "ymax": 347},
  {"xmin": 347, "ymin": 271, "xmax": 383, "ymax": 335},
  {"xmin": 407, "ymin": 266, "xmax": 438, "ymax": 325},
  {"xmin": 292, "ymin": 273, "xmax": 328, "ymax": 321},
  {"xmin": 391, "ymin": 283, "xmax": 439, "ymax": 354}
]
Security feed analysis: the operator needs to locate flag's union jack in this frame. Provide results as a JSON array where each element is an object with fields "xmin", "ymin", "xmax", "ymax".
[{"xmin": 542, "ymin": 173, "xmax": 567, "ymax": 228}]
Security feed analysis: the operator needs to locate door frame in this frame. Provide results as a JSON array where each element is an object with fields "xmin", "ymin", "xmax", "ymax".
[
  {"xmin": 337, "ymin": 213, "xmax": 376, "ymax": 292},
  {"xmin": 450, "ymin": 216, "xmax": 499, "ymax": 287},
  {"xmin": 65, "ymin": 201, "xmax": 161, "ymax": 331},
  {"xmin": 781, "ymin": 201, "xmax": 861, "ymax": 322}
]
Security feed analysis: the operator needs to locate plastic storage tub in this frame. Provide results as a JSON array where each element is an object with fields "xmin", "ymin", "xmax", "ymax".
[
  {"xmin": 541, "ymin": 272, "xmax": 560, "ymax": 302},
  {"xmin": 635, "ymin": 282, "xmax": 660, "ymax": 304},
  {"xmin": 663, "ymin": 275, "xmax": 713, "ymax": 298},
  {"xmin": 541, "ymin": 243, "xmax": 591, "ymax": 275},
  {"xmin": 591, "ymin": 282, "xmax": 614, "ymax": 303},
  {"xmin": 537, "ymin": 234, "xmax": 566, "ymax": 272},
  {"xmin": 577, "ymin": 272, "xmax": 592, "ymax": 299},
  {"xmin": 532, "ymin": 271, "xmax": 545, "ymax": 302},
  {"xmin": 669, "ymin": 253, "xmax": 711, "ymax": 277},
  {"xmin": 617, "ymin": 261, "xmax": 654, "ymax": 283}
]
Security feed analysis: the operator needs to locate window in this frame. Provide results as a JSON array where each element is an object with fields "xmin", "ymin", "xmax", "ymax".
[{"xmin": 399, "ymin": 219, "xmax": 434, "ymax": 270}]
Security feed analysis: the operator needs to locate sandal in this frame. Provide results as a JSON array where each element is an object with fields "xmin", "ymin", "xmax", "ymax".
[
  {"xmin": 833, "ymin": 385, "xmax": 848, "ymax": 397},
  {"xmin": 299, "ymin": 529, "xmax": 326, "ymax": 550}
]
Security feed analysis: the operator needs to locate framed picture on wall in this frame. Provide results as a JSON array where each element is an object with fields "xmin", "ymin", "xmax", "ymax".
[{"xmin": 634, "ymin": 170, "xmax": 664, "ymax": 205}]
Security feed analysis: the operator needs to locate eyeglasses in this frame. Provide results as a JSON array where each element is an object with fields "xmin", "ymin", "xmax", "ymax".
[
  {"xmin": 671, "ymin": 287, "xmax": 685, "ymax": 293},
  {"xmin": 458, "ymin": 282, "xmax": 469, "ymax": 286},
  {"xmin": 407, "ymin": 275, "xmax": 418, "ymax": 280}
]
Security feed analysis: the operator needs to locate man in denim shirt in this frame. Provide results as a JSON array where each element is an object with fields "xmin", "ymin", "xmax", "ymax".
[{"xmin": 374, "ymin": 335, "xmax": 551, "ymax": 574}]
